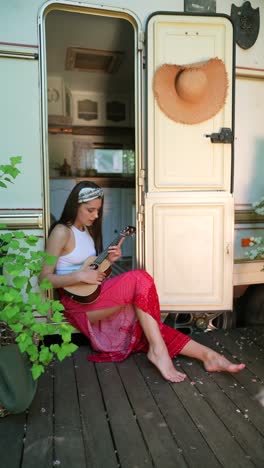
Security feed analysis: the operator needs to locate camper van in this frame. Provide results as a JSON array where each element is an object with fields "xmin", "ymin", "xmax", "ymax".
[{"xmin": 1, "ymin": 0, "xmax": 264, "ymax": 331}]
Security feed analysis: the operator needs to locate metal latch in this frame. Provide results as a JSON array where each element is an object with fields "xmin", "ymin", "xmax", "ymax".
[{"xmin": 205, "ymin": 127, "xmax": 234, "ymax": 144}]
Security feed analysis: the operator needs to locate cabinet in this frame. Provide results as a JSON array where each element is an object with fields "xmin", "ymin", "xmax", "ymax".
[
  {"xmin": 71, "ymin": 91, "xmax": 103, "ymax": 126},
  {"xmin": 72, "ymin": 91, "xmax": 130, "ymax": 127},
  {"xmin": 145, "ymin": 193, "xmax": 234, "ymax": 311},
  {"xmin": 105, "ymin": 95, "xmax": 130, "ymax": 126}
]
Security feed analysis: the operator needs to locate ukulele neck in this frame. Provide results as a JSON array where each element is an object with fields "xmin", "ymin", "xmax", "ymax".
[{"xmin": 94, "ymin": 233, "xmax": 124, "ymax": 266}]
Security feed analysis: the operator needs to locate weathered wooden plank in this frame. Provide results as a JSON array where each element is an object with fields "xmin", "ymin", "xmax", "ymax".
[
  {"xmin": 0, "ymin": 412, "xmax": 26, "ymax": 468},
  {"xmin": 179, "ymin": 357, "xmax": 264, "ymax": 467},
  {"xmin": 192, "ymin": 331, "xmax": 264, "ymax": 436},
  {"xmin": 194, "ymin": 331, "xmax": 264, "ymax": 399},
  {"xmin": 73, "ymin": 347, "xmax": 118, "ymax": 468},
  {"xmin": 168, "ymin": 359, "xmax": 255, "ymax": 467},
  {"xmin": 21, "ymin": 365, "xmax": 54, "ymax": 468},
  {"xmin": 118, "ymin": 355, "xmax": 188, "ymax": 468},
  {"xmin": 53, "ymin": 355, "xmax": 86, "ymax": 468},
  {"xmin": 133, "ymin": 353, "xmax": 221, "ymax": 468},
  {"xmin": 209, "ymin": 370, "xmax": 264, "ymax": 438},
  {"xmin": 2, "ymin": 329, "xmax": 264, "ymax": 468},
  {"xmin": 198, "ymin": 329, "xmax": 264, "ymax": 380},
  {"xmin": 237, "ymin": 326, "xmax": 264, "ymax": 350},
  {"xmin": 96, "ymin": 360, "xmax": 153, "ymax": 468},
  {"xmin": 227, "ymin": 327, "xmax": 264, "ymax": 360}
]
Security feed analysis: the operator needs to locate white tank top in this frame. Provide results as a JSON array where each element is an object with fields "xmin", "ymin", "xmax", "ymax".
[{"xmin": 55, "ymin": 225, "xmax": 96, "ymax": 275}]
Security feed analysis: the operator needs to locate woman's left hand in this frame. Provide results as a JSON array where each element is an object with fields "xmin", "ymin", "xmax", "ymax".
[{"xmin": 107, "ymin": 239, "xmax": 124, "ymax": 263}]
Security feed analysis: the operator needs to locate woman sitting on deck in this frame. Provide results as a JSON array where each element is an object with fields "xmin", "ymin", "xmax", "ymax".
[{"xmin": 40, "ymin": 181, "xmax": 245, "ymax": 383}]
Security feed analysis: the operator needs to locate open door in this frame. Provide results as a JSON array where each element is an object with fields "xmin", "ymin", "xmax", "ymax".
[
  {"xmin": 145, "ymin": 14, "xmax": 235, "ymax": 311},
  {"xmin": 42, "ymin": 5, "xmax": 139, "ymax": 274}
]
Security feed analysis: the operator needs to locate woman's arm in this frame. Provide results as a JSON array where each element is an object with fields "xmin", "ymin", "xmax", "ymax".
[{"xmin": 39, "ymin": 225, "xmax": 105, "ymax": 288}]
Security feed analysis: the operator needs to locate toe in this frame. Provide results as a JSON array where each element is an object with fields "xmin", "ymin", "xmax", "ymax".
[{"xmin": 228, "ymin": 363, "xmax": 245, "ymax": 373}]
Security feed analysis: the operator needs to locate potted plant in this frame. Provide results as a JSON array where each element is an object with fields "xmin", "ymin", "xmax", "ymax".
[{"xmin": 0, "ymin": 156, "xmax": 78, "ymax": 416}]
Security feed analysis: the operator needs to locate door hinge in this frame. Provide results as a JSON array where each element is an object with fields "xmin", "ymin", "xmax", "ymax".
[
  {"xmin": 226, "ymin": 242, "xmax": 232, "ymax": 255},
  {"xmin": 137, "ymin": 205, "xmax": 145, "ymax": 223},
  {"xmin": 138, "ymin": 169, "xmax": 146, "ymax": 186},
  {"xmin": 138, "ymin": 32, "xmax": 145, "ymax": 51}
]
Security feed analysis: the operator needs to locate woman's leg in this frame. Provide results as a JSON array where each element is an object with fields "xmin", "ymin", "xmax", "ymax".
[
  {"xmin": 62, "ymin": 272, "xmax": 245, "ymax": 379},
  {"xmin": 135, "ymin": 307, "xmax": 187, "ymax": 383},
  {"xmin": 179, "ymin": 339, "xmax": 245, "ymax": 373},
  {"xmin": 88, "ymin": 304, "xmax": 244, "ymax": 376},
  {"xmin": 88, "ymin": 304, "xmax": 187, "ymax": 382},
  {"xmin": 88, "ymin": 305, "xmax": 245, "ymax": 375}
]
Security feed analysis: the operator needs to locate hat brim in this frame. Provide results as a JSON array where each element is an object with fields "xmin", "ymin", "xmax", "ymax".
[{"xmin": 153, "ymin": 58, "xmax": 228, "ymax": 125}]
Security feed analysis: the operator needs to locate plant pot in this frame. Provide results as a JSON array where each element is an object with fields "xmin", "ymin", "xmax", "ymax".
[{"xmin": 0, "ymin": 344, "xmax": 37, "ymax": 417}]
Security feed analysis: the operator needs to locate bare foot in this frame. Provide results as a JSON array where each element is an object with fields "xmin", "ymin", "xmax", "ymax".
[
  {"xmin": 147, "ymin": 347, "xmax": 187, "ymax": 383},
  {"xmin": 204, "ymin": 351, "xmax": 245, "ymax": 373}
]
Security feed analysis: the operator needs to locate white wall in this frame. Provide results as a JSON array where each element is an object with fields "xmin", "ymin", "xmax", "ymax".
[
  {"xmin": 1, "ymin": 1, "xmax": 264, "ymax": 68},
  {"xmin": 234, "ymin": 76, "xmax": 264, "ymax": 206}
]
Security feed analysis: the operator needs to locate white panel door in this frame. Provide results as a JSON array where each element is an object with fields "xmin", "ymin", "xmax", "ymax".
[
  {"xmin": 145, "ymin": 193, "xmax": 234, "ymax": 311},
  {"xmin": 147, "ymin": 14, "xmax": 234, "ymax": 191}
]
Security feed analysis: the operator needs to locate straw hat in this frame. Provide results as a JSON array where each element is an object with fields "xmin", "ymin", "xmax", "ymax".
[{"xmin": 153, "ymin": 58, "xmax": 228, "ymax": 125}]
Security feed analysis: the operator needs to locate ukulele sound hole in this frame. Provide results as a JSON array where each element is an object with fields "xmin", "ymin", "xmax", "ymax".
[{"xmin": 90, "ymin": 263, "xmax": 99, "ymax": 270}]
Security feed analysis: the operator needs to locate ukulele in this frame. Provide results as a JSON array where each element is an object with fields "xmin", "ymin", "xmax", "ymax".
[{"xmin": 63, "ymin": 225, "xmax": 136, "ymax": 304}]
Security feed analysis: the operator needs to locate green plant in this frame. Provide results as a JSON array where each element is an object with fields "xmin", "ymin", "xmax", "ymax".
[
  {"xmin": 0, "ymin": 157, "xmax": 78, "ymax": 380},
  {"xmin": 252, "ymin": 196, "xmax": 264, "ymax": 216},
  {"xmin": 245, "ymin": 197, "xmax": 264, "ymax": 267},
  {"xmin": 0, "ymin": 155, "xmax": 22, "ymax": 188}
]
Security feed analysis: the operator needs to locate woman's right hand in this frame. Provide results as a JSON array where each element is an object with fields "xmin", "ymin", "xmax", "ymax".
[{"xmin": 77, "ymin": 266, "xmax": 106, "ymax": 285}]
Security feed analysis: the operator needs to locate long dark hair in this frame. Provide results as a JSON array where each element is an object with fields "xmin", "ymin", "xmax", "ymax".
[{"xmin": 49, "ymin": 181, "xmax": 104, "ymax": 253}]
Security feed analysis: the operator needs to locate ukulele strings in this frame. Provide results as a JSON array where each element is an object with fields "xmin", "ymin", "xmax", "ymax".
[{"xmin": 94, "ymin": 234, "xmax": 124, "ymax": 265}]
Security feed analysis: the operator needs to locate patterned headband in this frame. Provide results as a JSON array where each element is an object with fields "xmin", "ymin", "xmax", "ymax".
[{"xmin": 78, "ymin": 187, "xmax": 104, "ymax": 203}]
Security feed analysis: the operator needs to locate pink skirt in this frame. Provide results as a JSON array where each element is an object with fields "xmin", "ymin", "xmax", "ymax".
[{"xmin": 59, "ymin": 269, "xmax": 191, "ymax": 362}]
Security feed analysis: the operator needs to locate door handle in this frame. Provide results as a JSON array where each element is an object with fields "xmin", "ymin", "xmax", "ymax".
[{"xmin": 205, "ymin": 127, "xmax": 234, "ymax": 144}]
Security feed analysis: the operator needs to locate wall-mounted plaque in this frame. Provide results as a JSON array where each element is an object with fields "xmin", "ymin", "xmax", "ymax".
[{"xmin": 231, "ymin": 1, "xmax": 260, "ymax": 49}]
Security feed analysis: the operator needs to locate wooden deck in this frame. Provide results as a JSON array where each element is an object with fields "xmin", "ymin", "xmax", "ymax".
[{"xmin": 1, "ymin": 326, "xmax": 264, "ymax": 468}]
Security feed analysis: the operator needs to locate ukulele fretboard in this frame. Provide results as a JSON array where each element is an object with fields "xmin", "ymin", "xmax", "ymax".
[{"xmin": 93, "ymin": 234, "xmax": 124, "ymax": 266}]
